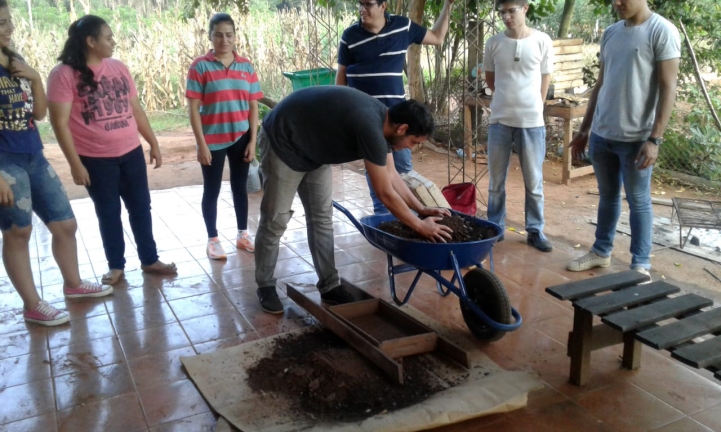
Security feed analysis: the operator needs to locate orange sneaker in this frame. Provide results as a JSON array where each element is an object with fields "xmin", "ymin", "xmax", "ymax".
[
  {"xmin": 206, "ymin": 237, "xmax": 227, "ymax": 260},
  {"xmin": 237, "ymin": 231, "xmax": 255, "ymax": 253}
]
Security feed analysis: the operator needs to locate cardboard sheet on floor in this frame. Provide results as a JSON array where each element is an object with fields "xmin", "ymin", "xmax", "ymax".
[{"xmin": 181, "ymin": 306, "xmax": 541, "ymax": 432}]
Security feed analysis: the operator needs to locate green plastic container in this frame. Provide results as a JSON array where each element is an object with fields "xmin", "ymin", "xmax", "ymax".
[{"xmin": 282, "ymin": 68, "xmax": 337, "ymax": 91}]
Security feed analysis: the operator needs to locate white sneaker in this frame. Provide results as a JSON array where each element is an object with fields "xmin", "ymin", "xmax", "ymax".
[
  {"xmin": 632, "ymin": 267, "xmax": 652, "ymax": 284},
  {"xmin": 206, "ymin": 237, "xmax": 227, "ymax": 260},
  {"xmin": 566, "ymin": 251, "xmax": 611, "ymax": 272},
  {"xmin": 236, "ymin": 231, "xmax": 255, "ymax": 253}
]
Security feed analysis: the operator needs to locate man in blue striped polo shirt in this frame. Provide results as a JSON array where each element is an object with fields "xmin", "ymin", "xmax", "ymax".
[{"xmin": 337, "ymin": 0, "xmax": 454, "ymax": 214}]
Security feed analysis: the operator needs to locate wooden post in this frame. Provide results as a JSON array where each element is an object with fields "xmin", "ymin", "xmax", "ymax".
[
  {"xmin": 562, "ymin": 118, "xmax": 573, "ymax": 185},
  {"xmin": 569, "ymin": 309, "xmax": 594, "ymax": 385},
  {"xmin": 622, "ymin": 331, "xmax": 643, "ymax": 370}
]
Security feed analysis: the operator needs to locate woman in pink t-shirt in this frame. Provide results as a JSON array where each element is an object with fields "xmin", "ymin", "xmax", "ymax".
[{"xmin": 47, "ymin": 15, "xmax": 176, "ymax": 285}]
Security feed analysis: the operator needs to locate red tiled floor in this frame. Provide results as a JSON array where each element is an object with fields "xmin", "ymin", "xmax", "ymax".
[{"xmin": 1, "ymin": 168, "xmax": 720, "ymax": 431}]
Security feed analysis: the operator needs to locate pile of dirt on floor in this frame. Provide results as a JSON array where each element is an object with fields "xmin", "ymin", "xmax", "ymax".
[
  {"xmin": 378, "ymin": 214, "xmax": 497, "ymax": 243},
  {"xmin": 245, "ymin": 329, "xmax": 445, "ymax": 423}
]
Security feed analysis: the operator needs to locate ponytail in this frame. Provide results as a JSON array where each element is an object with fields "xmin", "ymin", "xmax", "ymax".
[{"xmin": 57, "ymin": 15, "xmax": 107, "ymax": 93}]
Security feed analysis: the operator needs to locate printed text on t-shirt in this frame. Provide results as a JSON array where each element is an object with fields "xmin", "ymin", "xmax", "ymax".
[{"xmin": 79, "ymin": 74, "xmax": 131, "ymax": 130}]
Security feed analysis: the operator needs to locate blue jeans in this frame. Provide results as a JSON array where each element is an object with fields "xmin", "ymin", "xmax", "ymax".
[
  {"xmin": 201, "ymin": 134, "xmax": 250, "ymax": 238},
  {"xmin": 589, "ymin": 133, "xmax": 653, "ymax": 269},
  {"xmin": 367, "ymin": 148, "xmax": 412, "ymax": 214},
  {"xmin": 487, "ymin": 123, "xmax": 546, "ymax": 237},
  {"xmin": 255, "ymin": 130, "xmax": 340, "ymax": 293},
  {"xmin": 0, "ymin": 150, "xmax": 75, "ymax": 230},
  {"xmin": 80, "ymin": 145, "xmax": 159, "ymax": 270}
]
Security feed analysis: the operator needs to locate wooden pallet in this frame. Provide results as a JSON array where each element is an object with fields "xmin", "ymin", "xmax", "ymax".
[{"xmin": 546, "ymin": 271, "xmax": 720, "ymax": 385}]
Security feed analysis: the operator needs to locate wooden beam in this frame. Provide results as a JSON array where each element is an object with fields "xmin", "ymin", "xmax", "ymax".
[
  {"xmin": 379, "ymin": 333, "xmax": 438, "ymax": 358},
  {"xmin": 287, "ymin": 284, "xmax": 405, "ymax": 384},
  {"xmin": 555, "ymin": 61, "xmax": 585, "ymax": 71},
  {"xmin": 329, "ymin": 298, "xmax": 379, "ymax": 320},
  {"xmin": 552, "ymin": 38, "xmax": 584, "ymax": 47},
  {"xmin": 378, "ymin": 301, "xmax": 471, "ymax": 368},
  {"xmin": 553, "ymin": 45, "xmax": 584, "ymax": 55}
]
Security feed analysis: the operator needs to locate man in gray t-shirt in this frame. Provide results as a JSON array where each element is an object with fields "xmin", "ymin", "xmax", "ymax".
[
  {"xmin": 254, "ymin": 86, "xmax": 452, "ymax": 314},
  {"xmin": 566, "ymin": 0, "xmax": 680, "ymax": 275}
]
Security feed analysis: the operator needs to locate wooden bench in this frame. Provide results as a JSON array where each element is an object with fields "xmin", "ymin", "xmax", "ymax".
[{"xmin": 546, "ymin": 270, "xmax": 721, "ymax": 385}]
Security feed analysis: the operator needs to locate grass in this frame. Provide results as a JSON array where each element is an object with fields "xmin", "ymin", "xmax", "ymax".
[{"xmin": 38, "ymin": 109, "xmax": 189, "ymax": 145}]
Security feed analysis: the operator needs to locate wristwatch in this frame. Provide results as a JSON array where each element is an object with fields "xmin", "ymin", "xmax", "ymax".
[{"xmin": 648, "ymin": 137, "xmax": 663, "ymax": 146}]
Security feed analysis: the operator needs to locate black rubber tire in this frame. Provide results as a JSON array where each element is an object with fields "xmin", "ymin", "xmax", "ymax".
[{"xmin": 459, "ymin": 268, "xmax": 512, "ymax": 342}]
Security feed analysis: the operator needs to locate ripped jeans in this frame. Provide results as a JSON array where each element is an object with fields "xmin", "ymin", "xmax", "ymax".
[
  {"xmin": 0, "ymin": 150, "xmax": 74, "ymax": 231},
  {"xmin": 254, "ymin": 129, "xmax": 340, "ymax": 293}
]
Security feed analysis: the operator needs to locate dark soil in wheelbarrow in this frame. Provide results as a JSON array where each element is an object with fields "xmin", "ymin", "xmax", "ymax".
[
  {"xmin": 246, "ymin": 328, "xmax": 445, "ymax": 423},
  {"xmin": 378, "ymin": 214, "xmax": 497, "ymax": 242}
]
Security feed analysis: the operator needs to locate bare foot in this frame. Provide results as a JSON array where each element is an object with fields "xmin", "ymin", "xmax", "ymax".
[
  {"xmin": 101, "ymin": 269, "xmax": 125, "ymax": 285},
  {"xmin": 141, "ymin": 260, "xmax": 177, "ymax": 275}
]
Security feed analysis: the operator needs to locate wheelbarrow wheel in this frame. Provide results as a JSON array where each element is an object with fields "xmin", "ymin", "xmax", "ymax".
[{"xmin": 460, "ymin": 268, "xmax": 512, "ymax": 342}]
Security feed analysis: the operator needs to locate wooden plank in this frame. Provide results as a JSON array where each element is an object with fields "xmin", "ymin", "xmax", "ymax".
[
  {"xmin": 636, "ymin": 307, "xmax": 721, "ymax": 350},
  {"xmin": 569, "ymin": 165, "xmax": 595, "ymax": 178},
  {"xmin": 544, "ymin": 103, "xmax": 587, "ymax": 120},
  {"xmin": 553, "ymin": 45, "xmax": 584, "ymax": 55},
  {"xmin": 378, "ymin": 301, "xmax": 471, "ymax": 368},
  {"xmin": 555, "ymin": 60, "xmax": 585, "ymax": 71},
  {"xmin": 569, "ymin": 309, "xmax": 593, "ymax": 386},
  {"xmin": 428, "ymin": 184, "xmax": 451, "ymax": 208},
  {"xmin": 379, "ymin": 333, "xmax": 438, "ymax": 358},
  {"xmin": 413, "ymin": 184, "xmax": 437, "ymax": 207},
  {"xmin": 554, "ymin": 78, "xmax": 586, "ymax": 90},
  {"xmin": 552, "ymin": 38, "xmax": 584, "ymax": 47},
  {"xmin": 329, "ymin": 299, "xmax": 379, "ymax": 320},
  {"xmin": 546, "ymin": 270, "xmax": 650, "ymax": 301},
  {"xmin": 574, "ymin": 281, "xmax": 680, "ymax": 315},
  {"xmin": 554, "ymin": 53, "xmax": 584, "ymax": 63},
  {"xmin": 671, "ymin": 336, "xmax": 721, "ymax": 368},
  {"xmin": 287, "ymin": 284, "xmax": 404, "ymax": 384},
  {"xmin": 602, "ymin": 294, "xmax": 714, "ymax": 332},
  {"xmin": 588, "ymin": 323, "xmax": 623, "ymax": 351},
  {"xmin": 553, "ymin": 70, "xmax": 584, "ymax": 82}
]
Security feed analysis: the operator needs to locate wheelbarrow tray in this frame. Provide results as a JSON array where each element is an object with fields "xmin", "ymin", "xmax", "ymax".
[{"xmin": 356, "ymin": 211, "xmax": 502, "ymax": 271}]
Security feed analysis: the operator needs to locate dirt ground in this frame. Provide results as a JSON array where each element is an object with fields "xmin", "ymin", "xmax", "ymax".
[{"xmin": 41, "ymin": 128, "xmax": 721, "ymax": 299}]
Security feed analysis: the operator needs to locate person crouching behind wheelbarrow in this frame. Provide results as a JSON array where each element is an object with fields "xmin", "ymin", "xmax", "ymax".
[{"xmin": 254, "ymin": 86, "xmax": 452, "ymax": 314}]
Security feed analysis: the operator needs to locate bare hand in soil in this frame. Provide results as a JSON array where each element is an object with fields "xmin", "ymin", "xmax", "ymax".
[
  {"xmin": 417, "ymin": 206, "xmax": 451, "ymax": 218},
  {"xmin": 416, "ymin": 217, "xmax": 453, "ymax": 243},
  {"xmin": 379, "ymin": 214, "xmax": 497, "ymax": 243}
]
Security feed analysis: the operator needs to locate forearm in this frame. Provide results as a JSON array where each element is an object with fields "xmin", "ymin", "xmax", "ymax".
[
  {"xmin": 188, "ymin": 104, "xmax": 207, "ymax": 148},
  {"xmin": 650, "ymin": 80, "xmax": 678, "ymax": 138},
  {"xmin": 53, "ymin": 124, "xmax": 83, "ymax": 170},
  {"xmin": 135, "ymin": 110, "xmax": 158, "ymax": 148},
  {"xmin": 390, "ymin": 170, "xmax": 424, "ymax": 213},
  {"xmin": 577, "ymin": 83, "xmax": 601, "ymax": 134},
  {"xmin": 540, "ymin": 74, "xmax": 551, "ymax": 103},
  {"xmin": 429, "ymin": 2, "xmax": 452, "ymax": 43},
  {"xmin": 30, "ymin": 79, "xmax": 48, "ymax": 120},
  {"xmin": 248, "ymin": 101, "xmax": 259, "ymax": 141}
]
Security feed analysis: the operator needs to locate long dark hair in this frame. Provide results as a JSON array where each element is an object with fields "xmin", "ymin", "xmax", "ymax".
[
  {"xmin": 57, "ymin": 15, "xmax": 107, "ymax": 93},
  {"xmin": 0, "ymin": 0, "xmax": 17, "ymax": 64}
]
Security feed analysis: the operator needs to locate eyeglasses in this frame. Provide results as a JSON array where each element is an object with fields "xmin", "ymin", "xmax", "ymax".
[
  {"xmin": 358, "ymin": 1, "xmax": 378, "ymax": 10},
  {"xmin": 498, "ymin": 6, "xmax": 524, "ymax": 17}
]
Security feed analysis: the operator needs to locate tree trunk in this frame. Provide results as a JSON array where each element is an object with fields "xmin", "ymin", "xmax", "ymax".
[
  {"xmin": 466, "ymin": 20, "xmax": 484, "ymax": 79},
  {"xmin": 557, "ymin": 0, "xmax": 576, "ymax": 38},
  {"xmin": 407, "ymin": 0, "xmax": 426, "ymax": 102}
]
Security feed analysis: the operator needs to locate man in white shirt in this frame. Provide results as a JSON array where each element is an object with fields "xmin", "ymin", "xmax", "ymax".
[
  {"xmin": 566, "ymin": 0, "xmax": 680, "ymax": 275},
  {"xmin": 483, "ymin": 0, "xmax": 554, "ymax": 251}
]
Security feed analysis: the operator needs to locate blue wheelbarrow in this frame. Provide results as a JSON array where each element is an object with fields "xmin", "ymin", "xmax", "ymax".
[{"xmin": 333, "ymin": 201, "xmax": 522, "ymax": 341}]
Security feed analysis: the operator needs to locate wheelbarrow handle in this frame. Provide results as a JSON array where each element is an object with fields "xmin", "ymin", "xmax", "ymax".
[{"xmin": 332, "ymin": 201, "xmax": 364, "ymax": 232}]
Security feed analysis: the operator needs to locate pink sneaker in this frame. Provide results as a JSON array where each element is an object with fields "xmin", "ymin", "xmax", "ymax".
[
  {"xmin": 237, "ymin": 231, "xmax": 255, "ymax": 253},
  {"xmin": 63, "ymin": 280, "xmax": 114, "ymax": 299},
  {"xmin": 24, "ymin": 300, "xmax": 70, "ymax": 326}
]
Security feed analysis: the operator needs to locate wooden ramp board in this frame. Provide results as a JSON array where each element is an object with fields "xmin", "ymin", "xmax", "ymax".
[
  {"xmin": 671, "ymin": 336, "xmax": 721, "ymax": 368},
  {"xmin": 574, "ymin": 281, "xmax": 680, "ymax": 315},
  {"xmin": 636, "ymin": 307, "xmax": 721, "ymax": 350},
  {"xmin": 545, "ymin": 270, "xmax": 650, "ymax": 301},
  {"xmin": 287, "ymin": 284, "xmax": 404, "ymax": 384},
  {"xmin": 602, "ymin": 294, "xmax": 714, "ymax": 332}
]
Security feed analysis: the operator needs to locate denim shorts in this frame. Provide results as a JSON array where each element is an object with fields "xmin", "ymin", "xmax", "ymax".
[{"xmin": 0, "ymin": 150, "xmax": 75, "ymax": 231}]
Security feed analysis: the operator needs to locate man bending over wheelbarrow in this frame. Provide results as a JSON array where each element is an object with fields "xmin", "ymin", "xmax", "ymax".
[{"xmin": 254, "ymin": 86, "xmax": 452, "ymax": 314}]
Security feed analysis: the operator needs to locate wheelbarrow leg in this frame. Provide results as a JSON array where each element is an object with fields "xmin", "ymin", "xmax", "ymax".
[{"xmin": 388, "ymin": 253, "xmax": 421, "ymax": 305}]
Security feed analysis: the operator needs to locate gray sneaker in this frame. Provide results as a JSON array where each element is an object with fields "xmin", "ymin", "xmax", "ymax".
[{"xmin": 566, "ymin": 251, "xmax": 611, "ymax": 272}]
